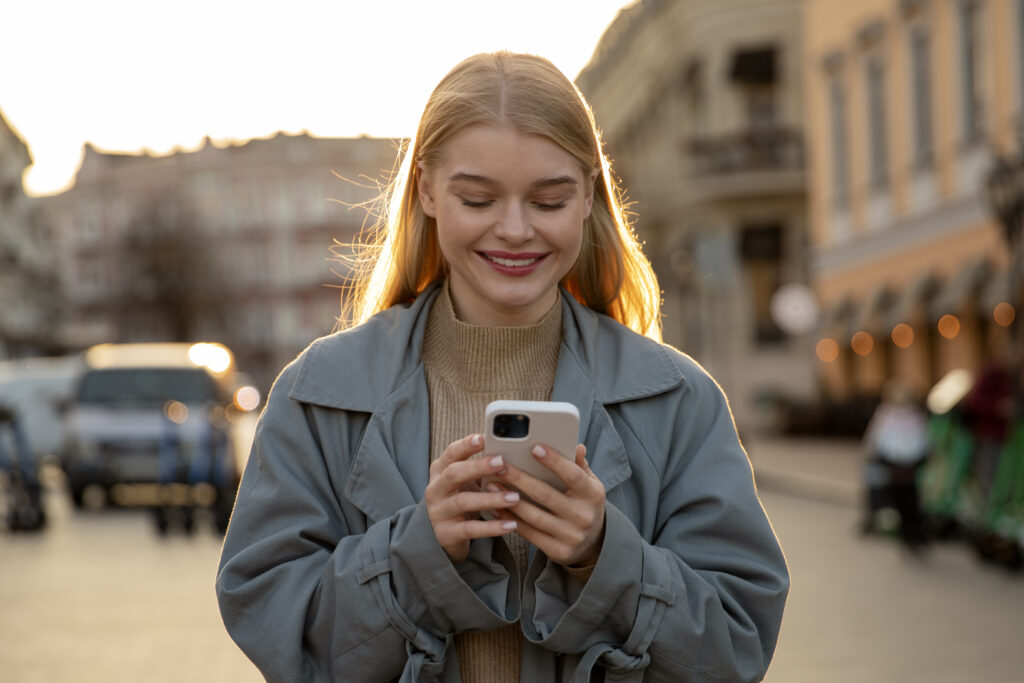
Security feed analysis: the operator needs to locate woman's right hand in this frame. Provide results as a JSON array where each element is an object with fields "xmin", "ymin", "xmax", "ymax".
[{"xmin": 424, "ymin": 433, "xmax": 521, "ymax": 564}]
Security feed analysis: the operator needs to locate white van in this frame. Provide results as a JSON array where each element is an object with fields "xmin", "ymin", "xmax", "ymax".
[{"xmin": 61, "ymin": 343, "xmax": 255, "ymax": 527}]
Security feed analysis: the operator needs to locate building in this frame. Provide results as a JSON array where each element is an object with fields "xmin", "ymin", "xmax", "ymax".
[
  {"xmin": 0, "ymin": 111, "xmax": 59, "ymax": 358},
  {"xmin": 577, "ymin": 0, "xmax": 813, "ymax": 432},
  {"xmin": 44, "ymin": 133, "xmax": 400, "ymax": 390},
  {"xmin": 804, "ymin": 0, "xmax": 1024, "ymax": 405}
]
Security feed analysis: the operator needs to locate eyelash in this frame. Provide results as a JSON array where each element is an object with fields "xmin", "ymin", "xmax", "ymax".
[{"xmin": 459, "ymin": 198, "xmax": 567, "ymax": 211}]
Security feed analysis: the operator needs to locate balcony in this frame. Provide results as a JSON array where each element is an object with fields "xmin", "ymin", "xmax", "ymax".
[{"xmin": 685, "ymin": 127, "xmax": 806, "ymax": 202}]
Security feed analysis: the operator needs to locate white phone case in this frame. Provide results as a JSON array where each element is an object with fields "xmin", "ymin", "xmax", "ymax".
[{"xmin": 482, "ymin": 400, "xmax": 580, "ymax": 493}]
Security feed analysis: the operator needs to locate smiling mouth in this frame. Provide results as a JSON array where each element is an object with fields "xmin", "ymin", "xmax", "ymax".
[{"xmin": 480, "ymin": 252, "xmax": 546, "ymax": 267}]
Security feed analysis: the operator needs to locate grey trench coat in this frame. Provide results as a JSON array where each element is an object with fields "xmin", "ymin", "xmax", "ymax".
[{"xmin": 216, "ymin": 284, "xmax": 789, "ymax": 682}]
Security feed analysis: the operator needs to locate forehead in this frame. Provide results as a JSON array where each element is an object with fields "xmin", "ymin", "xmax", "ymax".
[{"xmin": 434, "ymin": 124, "xmax": 584, "ymax": 184}]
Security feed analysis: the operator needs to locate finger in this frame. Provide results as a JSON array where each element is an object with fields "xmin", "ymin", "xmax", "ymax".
[
  {"xmin": 435, "ymin": 518, "xmax": 518, "ymax": 546},
  {"xmin": 427, "ymin": 453, "xmax": 509, "ymax": 499},
  {"xmin": 432, "ymin": 487, "xmax": 521, "ymax": 520},
  {"xmin": 495, "ymin": 461, "xmax": 564, "ymax": 513},
  {"xmin": 527, "ymin": 444, "xmax": 595, "ymax": 496},
  {"xmin": 574, "ymin": 444, "xmax": 588, "ymax": 470},
  {"xmin": 431, "ymin": 433, "xmax": 484, "ymax": 474}
]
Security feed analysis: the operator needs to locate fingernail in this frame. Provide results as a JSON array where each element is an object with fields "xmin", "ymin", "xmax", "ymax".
[
  {"xmin": 471, "ymin": 434, "xmax": 481, "ymax": 447},
  {"xmin": 501, "ymin": 521, "xmax": 517, "ymax": 531},
  {"xmin": 486, "ymin": 483, "xmax": 500, "ymax": 493},
  {"xmin": 532, "ymin": 445, "xmax": 546, "ymax": 458},
  {"xmin": 503, "ymin": 492, "xmax": 519, "ymax": 503},
  {"xmin": 489, "ymin": 455, "xmax": 504, "ymax": 468}
]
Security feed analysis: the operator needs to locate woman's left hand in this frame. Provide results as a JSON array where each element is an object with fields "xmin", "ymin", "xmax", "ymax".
[{"xmin": 490, "ymin": 444, "xmax": 606, "ymax": 567}]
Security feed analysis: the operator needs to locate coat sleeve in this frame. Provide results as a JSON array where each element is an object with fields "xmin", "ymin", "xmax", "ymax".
[
  {"xmin": 215, "ymin": 363, "xmax": 517, "ymax": 682},
  {"xmin": 520, "ymin": 366, "xmax": 790, "ymax": 683}
]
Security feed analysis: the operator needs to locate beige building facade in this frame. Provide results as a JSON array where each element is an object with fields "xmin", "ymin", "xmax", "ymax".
[
  {"xmin": 804, "ymin": 0, "xmax": 1024, "ymax": 403},
  {"xmin": 578, "ymin": 0, "xmax": 813, "ymax": 432},
  {"xmin": 45, "ymin": 133, "xmax": 399, "ymax": 390},
  {"xmin": 0, "ymin": 112, "xmax": 58, "ymax": 357}
]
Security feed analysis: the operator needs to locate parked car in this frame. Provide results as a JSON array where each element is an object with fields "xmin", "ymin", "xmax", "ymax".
[
  {"xmin": 0, "ymin": 356, "xmax": 82, "ymax": 463},
  {"xmin": 61, "ymin": 342, "xmax": 257, "ymax": 532}
]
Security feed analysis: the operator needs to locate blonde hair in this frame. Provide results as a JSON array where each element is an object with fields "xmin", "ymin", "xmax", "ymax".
[{"xmin": 340, "ymin": 52, "xmax": 662, "ymax": 339}]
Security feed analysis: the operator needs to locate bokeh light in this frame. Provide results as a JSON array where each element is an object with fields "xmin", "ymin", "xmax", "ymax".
[
  {"xmin": 816, "ymin": 337, "xmax": 840, "ymax": 363},
  {"xmin": 993, "ymin": 302, "xmax": 1015, "ymax": 327},
  {"xmin": 937, "ymin": 314, "xmax": 961, "ymax": 339},
  {"xmin": 851, "ymin": 331, "xmax": 874, "ymax": 356},
  {"xmin": 188, "ymin": 342, "xmax": 233, "ymax": 374},
  {"xmin": 163, "ymin": 400, "xmax": 189, "ymax": 424},
  {"xmin": 891, "ymin": 323, "xmax": 914, "ymax": 348},
  {"xmin": 233, "ymin": 385, "xmax": 262, "ymax": 412}
]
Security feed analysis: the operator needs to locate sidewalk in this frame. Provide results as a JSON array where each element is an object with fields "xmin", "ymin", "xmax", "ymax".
[{"xmin": 744, "ymin": 435, "xmax": 863, "ymax": 507}]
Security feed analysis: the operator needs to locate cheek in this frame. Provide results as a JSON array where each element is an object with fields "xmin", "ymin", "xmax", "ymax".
[{"xmin": 433, "ymin": 207, "xmax": 475, "ymax": 259}]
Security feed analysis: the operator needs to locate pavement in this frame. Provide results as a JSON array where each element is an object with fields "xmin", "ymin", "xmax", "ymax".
[{"xmin": 745, "ymin": 434, "xmax": 864, "ymax": 507}]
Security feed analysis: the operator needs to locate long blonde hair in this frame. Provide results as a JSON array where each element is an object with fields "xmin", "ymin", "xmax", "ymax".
[{"xmin": 339, "ymin": 52, "xmax": 662, "ymax": 339}]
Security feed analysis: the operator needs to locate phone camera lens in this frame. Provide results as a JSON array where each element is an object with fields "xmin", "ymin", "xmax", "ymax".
[{"xmin": 493, "ymin": 413, "xmax": 529, "ymax": 439}]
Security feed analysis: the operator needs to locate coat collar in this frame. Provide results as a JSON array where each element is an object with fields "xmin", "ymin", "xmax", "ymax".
[{"xmin": 288, "ymin": 282, "xmax": 684, "ymax": 412}]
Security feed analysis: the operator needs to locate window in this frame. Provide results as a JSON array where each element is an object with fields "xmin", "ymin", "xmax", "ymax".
[
  {"xmin": 866, "ymin": 57, "xmax": 889, "ymax": 189},
  {"xmin": 828, "ymin": 76, "xmax": 849, "ymax": 208},
  {"xmin": 909, "ymin": 26, "xmax": 933, "ymax": 167},
  {"xmin": 730, "ymin": 46, "xmax": 779, "ymax": 133},
  {"xmin": 958, "ymin": 0, "xmax": 982, "ymax": 142},
  {"xmin": 740, "ymin": 224, "xmax": 785, "ymax": 346}
]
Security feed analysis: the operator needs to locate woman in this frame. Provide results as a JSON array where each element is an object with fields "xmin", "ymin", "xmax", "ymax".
[{"xmin": 217, "ymin": 52, "xmax": 788, "ymax": 682}]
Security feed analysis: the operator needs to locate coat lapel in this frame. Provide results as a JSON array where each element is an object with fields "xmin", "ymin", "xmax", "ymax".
[
  {"xmin": 551, "ymin": 344, "xmax": 633, "ymax": 496},
  {"xmin": 343, "ymin": 371, "xmax": 432, "ymax": 523}
]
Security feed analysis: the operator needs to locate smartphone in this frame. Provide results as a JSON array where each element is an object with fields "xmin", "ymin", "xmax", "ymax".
[{"xmin": 482, "ymin": 400, "xmax": 580, "ymax": 495}]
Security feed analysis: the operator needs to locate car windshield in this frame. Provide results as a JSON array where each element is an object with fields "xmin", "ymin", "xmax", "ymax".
[{"xmin": 77, "ymin": 368, "xmax": 219, "ymax": 405}]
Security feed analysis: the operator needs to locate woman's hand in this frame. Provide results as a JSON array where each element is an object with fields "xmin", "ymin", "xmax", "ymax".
[
  {"xmin": 491, "ymin": 444, "xmax": 606, "ymax": 567},
  {"xmin": 423, "ymin": 433, "xmax": 522, "ymax": 564}
]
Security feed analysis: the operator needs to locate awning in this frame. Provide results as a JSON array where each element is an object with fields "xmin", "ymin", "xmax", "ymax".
[
  {"xmin": 729, "ymin": 47, "xmax": 777, "ymax": 85},
  {"xmin": 886, "ymin": 271, "xmax": 940, "ymax": 328},
  {"xmin": 820, "ymin": 295, "xmax": 855, "ymax": 335},
  {"xmin": 981, "ymin": 251, "xmax": 1024, "ymax": 311},
  {"xmin": 929, "ymin": 257, "xmax": 993, "ymax": 319},
  {"xmin": 849, "ymin": 284, "xmax": 896, "ymax": 336}
]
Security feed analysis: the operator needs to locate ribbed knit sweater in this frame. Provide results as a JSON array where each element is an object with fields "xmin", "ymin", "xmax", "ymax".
[{"xmin": 422, "ymin": 282, "xmax": 562, "ymax": 683}]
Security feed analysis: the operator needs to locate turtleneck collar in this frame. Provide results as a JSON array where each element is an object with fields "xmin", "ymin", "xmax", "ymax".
[{"xmin": 421, "ymin": 280, "xmax": 563, "ymax": 393}]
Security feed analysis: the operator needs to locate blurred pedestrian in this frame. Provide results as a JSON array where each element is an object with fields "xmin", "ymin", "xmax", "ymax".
[
  {"xmin": 959, "ymin": 343, "xmax": 1016, "ymax": 501},
  {"xmin": 216, "ymin": 51, "xmax": 788, "ymax": 682},
  {"xmin": 862, "ymin": 377, "xmax": 930, "ymax": 550}
]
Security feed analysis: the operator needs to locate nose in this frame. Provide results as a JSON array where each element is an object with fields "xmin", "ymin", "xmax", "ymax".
[{"xmin": 493, "ymin": 201, "xmax": 534, "ymax": 244}]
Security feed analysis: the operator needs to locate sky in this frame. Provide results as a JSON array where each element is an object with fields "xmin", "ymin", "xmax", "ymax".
[{"xmin": 0, "ymin": 0, "xmax": 633, "ymax": 196}]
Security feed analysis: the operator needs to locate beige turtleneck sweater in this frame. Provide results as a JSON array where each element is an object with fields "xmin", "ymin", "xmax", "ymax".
[{"xmin": 422, "ymin": 283, "xmax": 562, "ymax": 683}]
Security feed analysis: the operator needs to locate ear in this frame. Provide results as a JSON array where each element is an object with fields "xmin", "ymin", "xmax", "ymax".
[
  {"xmin": 417, "ymin": 163, "xmax": 437, "ymax": 218},
  {"xmin": 583, "ymin": 166, "xmax": 600, "ymax": 219}
]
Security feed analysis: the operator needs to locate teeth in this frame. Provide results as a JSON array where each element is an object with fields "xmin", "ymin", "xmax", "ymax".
[{"xmin": 486, "ymin": 254, "xmax": 538, "ymax": 267}]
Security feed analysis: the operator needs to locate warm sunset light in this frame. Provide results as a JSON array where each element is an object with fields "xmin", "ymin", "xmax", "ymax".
[
  {"xmin": 0, "ymin": 0, "xmax": 630, "ymax": 196},
  {"xmin": 816, "ymin": 337, "xmax": 840, "ymax": 363},
  {"xmin": 937, "ymin": 314, "xmax": 961, "ymax": 339},
  {"xmin": 891, "ymin": 323, "xmax": 914, "ymax": 348},
  {"xmin": 851, "ymin": 331, "xmax": 874, "ymax": 356},
  {"xmin": 993, "ymin": 302, "xmax": 1016, "ymax": 327}
]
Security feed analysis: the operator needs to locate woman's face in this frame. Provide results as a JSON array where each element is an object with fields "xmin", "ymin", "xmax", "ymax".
[{"xmin": 418, "ymin": 124, "xmax": 596, "ymax": 327}]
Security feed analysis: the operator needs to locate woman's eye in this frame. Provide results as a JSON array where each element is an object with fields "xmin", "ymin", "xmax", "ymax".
[
  {"xmin": 460, "ymin": 197, "xmax": 493, "ymax": 208},
  {"xmin": 534, "ymin": 201, "xmax": 567, "ymax": 211}
]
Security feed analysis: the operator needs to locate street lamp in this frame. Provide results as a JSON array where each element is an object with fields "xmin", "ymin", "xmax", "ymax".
[
  {"xmin": 985, "ymin": 150, "xmax": 1024, "ymax": 245},
  {"xmin": 984, "ymin": 144, "xmax": 1024, "ymax": 343}
]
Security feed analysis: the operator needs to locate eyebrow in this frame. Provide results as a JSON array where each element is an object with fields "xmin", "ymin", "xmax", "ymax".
[{"xmin": 448, "ymin": 172, "xmax": 579, "ymax": 189}]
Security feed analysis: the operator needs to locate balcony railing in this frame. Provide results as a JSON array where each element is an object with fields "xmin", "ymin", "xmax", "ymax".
[{"xmin": 687, "ymin": 127, "xmax": 804, "ymax": 177}]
